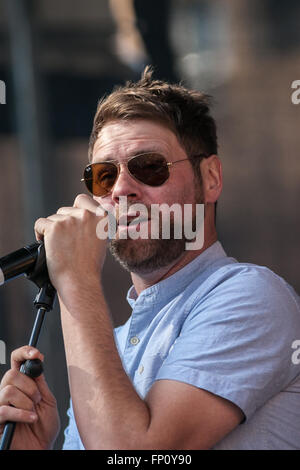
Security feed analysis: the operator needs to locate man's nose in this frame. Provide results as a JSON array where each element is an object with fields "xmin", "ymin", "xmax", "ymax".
[{"xmin": 110, "ymin": 166, "xmax": 142, "ymax": 203}]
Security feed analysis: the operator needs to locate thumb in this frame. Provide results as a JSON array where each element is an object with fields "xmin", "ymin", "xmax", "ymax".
[{"xmin": 35, "ymin": 373, "xmax": 56, "ymax": 404}]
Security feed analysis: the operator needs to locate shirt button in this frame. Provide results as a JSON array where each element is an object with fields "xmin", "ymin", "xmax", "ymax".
[
  {"xmin": 130, "ymin": 336, "xmax": 140, "ymax": 346},
  {"xmin": 138, "ymin": 365, "xmax": 144, "ymax": 374}
]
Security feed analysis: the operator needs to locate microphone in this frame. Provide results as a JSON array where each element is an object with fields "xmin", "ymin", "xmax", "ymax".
[{"xmin": 0, "ymin": 242, "xmax": 43, "ymax": 285}]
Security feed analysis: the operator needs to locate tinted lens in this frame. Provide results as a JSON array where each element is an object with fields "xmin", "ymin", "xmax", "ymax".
[
  {"xmin": 84, "ymin": 162, "xmax": 118, "ymax": 196},
  {"xmin": 128, "ymin": 153, "xmax": 169, "ymax": 186}
]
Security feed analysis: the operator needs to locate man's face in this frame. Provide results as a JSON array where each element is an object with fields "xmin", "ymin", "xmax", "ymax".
[{"xmin": 92, "ymin": 119, "xmax": 204, "ymax": 273}]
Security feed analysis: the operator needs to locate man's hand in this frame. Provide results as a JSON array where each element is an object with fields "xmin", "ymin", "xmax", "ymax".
[
  {"xmin": 34, "ymin": 194, "xmax": 106, "ymax": 298},
  {"xmin": 0, "ymin": 346, "xmax": 60, "ymax": 450}
]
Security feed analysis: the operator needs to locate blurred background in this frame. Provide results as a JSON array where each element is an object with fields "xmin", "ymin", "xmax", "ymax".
[{"xmin": 0, "ymin": 0, "xmax": 299, "ymax": 449}]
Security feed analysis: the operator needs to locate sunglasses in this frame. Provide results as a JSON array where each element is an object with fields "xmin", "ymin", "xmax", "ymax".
[{"xmin": 82, "ymin": 152, "xmax": 206, "ymax": 197}]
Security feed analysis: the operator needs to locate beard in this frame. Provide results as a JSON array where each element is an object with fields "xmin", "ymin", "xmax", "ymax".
[
  {"xmin": 109, "ymin": 181, "xmax": 204, "ymax": 274},
  {"xmin": 109, "ymin": 235, "xmax": 187, "ymax": 274}
]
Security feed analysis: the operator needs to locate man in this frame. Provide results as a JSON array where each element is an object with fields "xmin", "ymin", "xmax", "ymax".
[{"xmin": 1, "ymin": 67, "xmax": 300, "ymax": 450}]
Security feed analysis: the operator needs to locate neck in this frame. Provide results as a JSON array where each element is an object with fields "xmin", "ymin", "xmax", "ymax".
[{"xmin": 131, "ymin": 231, "xmax": 218, "ymax": 296}]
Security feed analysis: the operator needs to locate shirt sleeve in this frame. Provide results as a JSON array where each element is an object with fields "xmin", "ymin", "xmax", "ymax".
[
  {"xmin": 155, "ymin": 264, "xmax": 300, "ymax": 421},
  {"xmin": 62, "ymin": 399, "xmax": 82, "ymax": 450}
]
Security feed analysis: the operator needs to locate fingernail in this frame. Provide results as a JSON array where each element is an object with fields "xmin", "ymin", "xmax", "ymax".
[{"xmin": 30, "ymin": 413, "xmax": 38, "ymax": 421}]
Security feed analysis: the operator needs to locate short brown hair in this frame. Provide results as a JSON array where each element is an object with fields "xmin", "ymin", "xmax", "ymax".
[{"xmin": 88, "ymin": 66, "xmax": 218, "ymax": 171}]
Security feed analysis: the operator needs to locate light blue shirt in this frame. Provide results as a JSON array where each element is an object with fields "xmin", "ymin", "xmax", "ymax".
[{"xmin": 63, "ymin": 241, "xmax": 300, "ymax": 450}]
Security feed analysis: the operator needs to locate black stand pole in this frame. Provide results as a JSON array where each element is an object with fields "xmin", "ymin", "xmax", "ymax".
[{"xmin": 0, "ymin": 245, "xmax": 56, "ymax": 451}]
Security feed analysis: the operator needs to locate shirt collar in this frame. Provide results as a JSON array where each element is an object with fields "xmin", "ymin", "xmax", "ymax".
[{"xmin": 126, "ymin": 241, "xmax": 227, "ymax": 309}]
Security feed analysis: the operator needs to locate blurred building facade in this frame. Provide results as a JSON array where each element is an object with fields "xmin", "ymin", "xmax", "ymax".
[{"xmin": 0, "ymin": 0, "xmax": 299, "ymax": 448}]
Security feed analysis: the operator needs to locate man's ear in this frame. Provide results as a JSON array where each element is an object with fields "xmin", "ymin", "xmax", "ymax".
[{"xmin": 200, "ymin": 155, "xmax": 223, "ymax": 204}]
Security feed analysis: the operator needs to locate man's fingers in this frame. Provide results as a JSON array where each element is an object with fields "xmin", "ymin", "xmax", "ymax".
[
  {"xmin": 1, "ymin": 368, "xmax": 41, "ymax": 399},
  {"xmin": 34, "ymin": 217, "xmax": 53, "ymax": 242},
  {"xmin": 34, "ymin": 195, "xmax": 100, "ymax": 241},
  {"xmin": 11, "ymin": 346, "xmax": 44, "ymax": 371},
  {"xmin": 2, "ymin": 346, "xmax": 56, "ymax": 410},
  {"xmin": 56, "ymin": 207, "xmax": 73, "ymax": 216},
  {"xmin": 73, "ymin": 193, "xmax": 99, "ymax": 212},
  {"xmin": 34, "ymin": 374, "xmax": 56, "ymax": 405},
  {"xmin": 0, "ymin": 385, "xmax": 37, "ymax": 411},
  {"xmin": 0, "ymin": 405, "xmax": 37, "ymax": 425}
]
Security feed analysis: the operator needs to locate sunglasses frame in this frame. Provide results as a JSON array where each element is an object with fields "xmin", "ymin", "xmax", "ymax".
[{"xmin": 81, "ymin": 152, "xmax": 207, "ymax": 197}]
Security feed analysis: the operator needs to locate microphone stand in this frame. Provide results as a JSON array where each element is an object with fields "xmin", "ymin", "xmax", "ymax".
[{"xmin": 0, "ymin": 244, "xmax": 56, "ymax": 451}]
